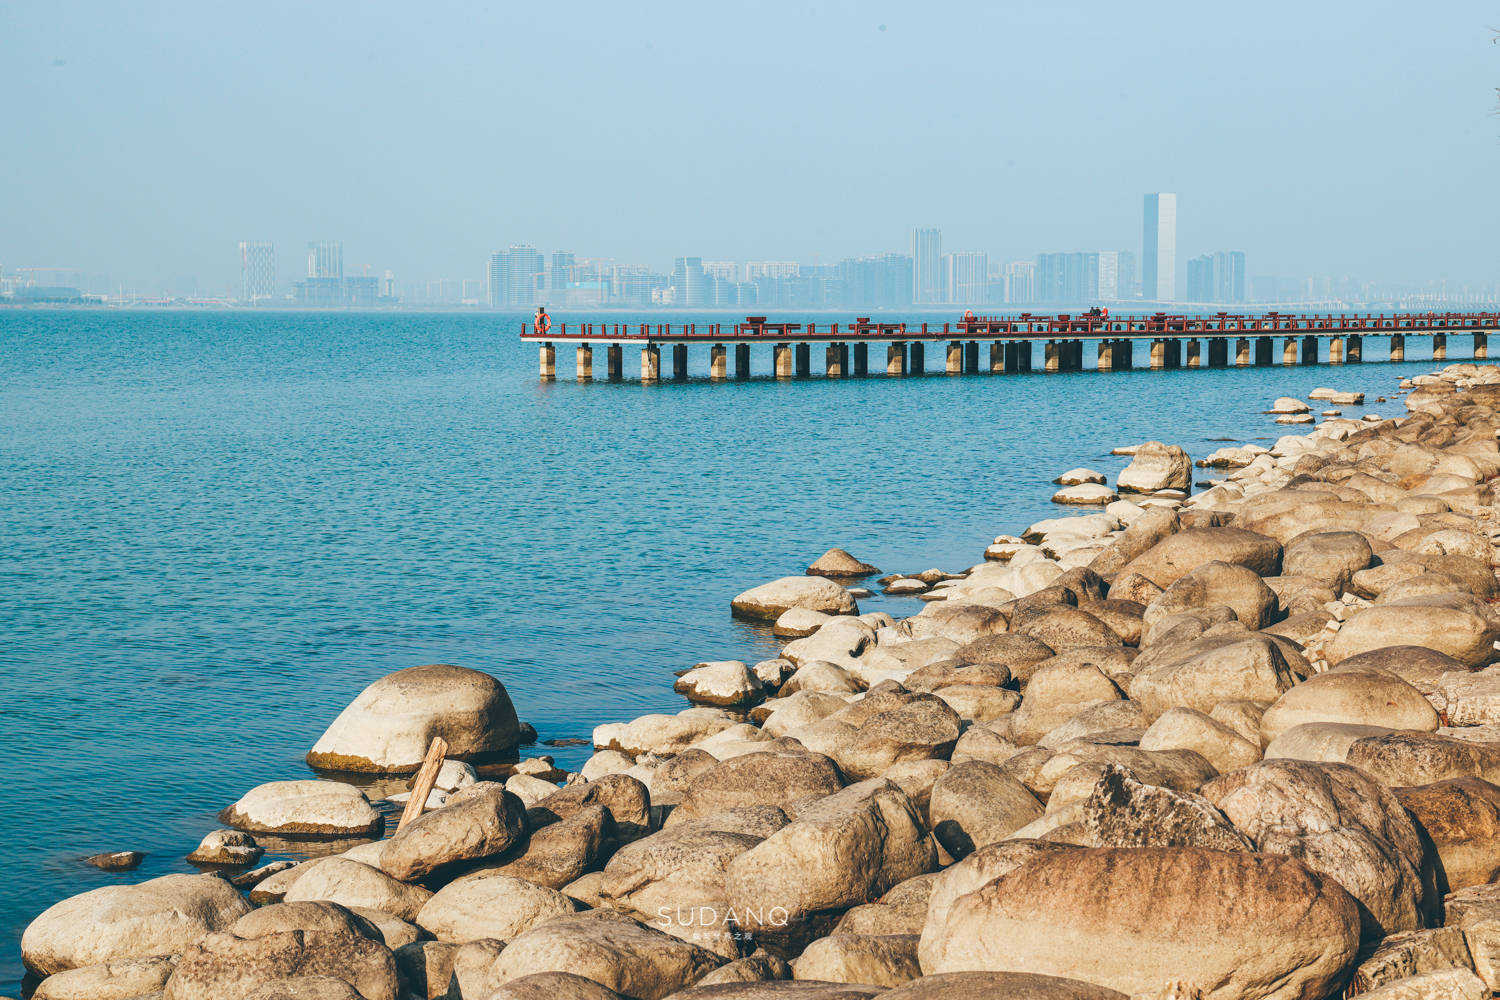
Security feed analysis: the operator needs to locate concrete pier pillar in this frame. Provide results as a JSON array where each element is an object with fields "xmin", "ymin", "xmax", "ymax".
[
  {"xmin": 1434, "ymin": 333, "xmax": 1447, "ymax": 362},
  {"xmin": 641, "ymin": 345, "xmax": 661, "ymax": 382},
  {"xmin": 1329, "ymin": 337, "xmax": 1344, "ymax": 365},
  {"xmin": 946, "ymin": 341, "xmax": 963, "ymax": 375},
  {"xmin": 1003, "ymin": 341, "xmax": 1020, "ymax": 373},
  {"xmin": 1236, "ymin": 338, "xmax": 1251, "ymax": 366},
  {"xmin": 1186, "ymin": 339, "xmax": 1201, "ymax": 368},
  {"xmin": 576, "ymin": 344, "xmax": 593, "ymax": 381},
  {"xmin": 1097, "ymin": 339, "xmax": 1114, "ymax": 371},
  {"xmin": 1282, "ymin": 338, "xmax": 1298, "ymax": 366},
  {"xmin": 539, "ymin": 343, "xmax": 556, "ymax": 380},
  {"xmin": 794, "ymin": 343, "xmax": 811, "ymax": 377},
  {"xmin": 1150, "ymin": 339, "xmax": 1166, "ymax": 370},
  {"xmin": 1255, "ymin": 336, "xmax": 1272, "ymax": 366},
  {"xmin": 1115, "ymin": 339, "xmax": 1132, "ymax": 369},
  {"xmin": 709, "ymin": 344, "xmax": 727, "ymax": 380},
  {"xmin": 1167, "ymin": 339, "xmax": 1183, "ymax": 368},
  {"xmin": 734, "ymin": 343, "xmax": 751, "ymax": 380},
  {"xmin": 909, "ymin": 342, "xmax": 925, "ymax": 373},
  {"xmin": 672, "ymin": 343, "xmax": 688, "ymax": 381},
  {"xmin": 826, "ymin": 343, "xmax": 844, "ymax": 378},
  {"xmin": 964, "ymin": 341, "xmax": 979, "ymax": 373},
  {"xmin": 1347, "ymin": 335, "xmax": 1362, "ymax": 363},
  {"xmin": 774, "ymin": 343, "xmax": 793, "ymax": 379},
  {"xmin": 1390, "ymin": 334, "xmax": 1405, "ymax": 362},
  {"xmin": 1208, "ymin": 338, "xmax": 1228, "ymax": 367},
  {"xmin": 1072, "ymin": 340, "xmax": 1085, "ymax": 370},
  {"xmin": 887, "ymin": 342, "xmax": 907, "ymax": 376},
  {"xmin": 990, "ymin": 341, "xmax": 1004, "ymax": 373},
  {"xmin": 840, "ymin": 343, "xmax": 850, "ymax": 374},
  {"xmin": 853, "ymin": 342, "xmax": 868, "ymax": 376},
  {"xmin": 1020, "ymin": 341, "xmax": 1034, "ymax": 372},
  {"xmin": 1301, "ymin": 335, "xmax": 1318, "ymax": 366},
  {"xmin": 1045, "ymin": 341, "xmax": 1061, "ymax": 373},
  {"xmin": 607, "ymin": 344, "xmax": 623, "ymax": 381},
  {"xmin": 1476, "ymin": 332, "xmax": 1489, "ymax": 360}
]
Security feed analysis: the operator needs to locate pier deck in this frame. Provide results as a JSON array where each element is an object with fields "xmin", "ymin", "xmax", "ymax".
[{"xmin": 520, "ymin": 311, "xmax": 1500, "ymax": 382}]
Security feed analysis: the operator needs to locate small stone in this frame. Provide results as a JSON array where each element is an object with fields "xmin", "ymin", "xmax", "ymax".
[
  {"xmin": 885, "ymin": 578, "xmax": 930, "ymax": 596},
  {"xmin": 186, "ymin": 829, "xmax": 264, "ymax": 867},
  {"xmin": 807, "ymin": 548, "xmax": 881, "ymax": 578},
  {"xmin": 84, "ymin": 851, "xmax": 143, "ymax": 872},
  {"xmin": 1053, "ymin": 468, "xmax": 1108, "ymax": 486},
  {"xmin": 1052, "ymin": 484, "xmax": 1120, "ymax": 506},
  {"xmin": 1267, "ymin": 397, "xmax": 1311, "ymax": 414}
]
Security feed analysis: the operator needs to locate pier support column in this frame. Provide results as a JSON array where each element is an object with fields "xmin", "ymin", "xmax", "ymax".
[
  {"xmin": 1186, "ymin": 339, "xmax": 1201, "ymax": 368},
  {"xmin": 1390, "ymin": 334, "xmax": 1405, "ymax": 362},
  {"xmin": 946, "ymin": 341, "xmax": 963, "ymax": 375},
  {"xmin": 1329, "ymin": 337, "xmax": 1344, "ymax": 365},
  {"xmin": 909, "ymin": 342, "xmax": 925, "ymax": 373},
  {"xmin": 1477, "ymin": 332, "xmax": 1489, "ymax": 360},
  {"xmin": 1167, "ymin": 340, "xmax": 1183, "ymax": 368},
  {"xmin": 1282, "ymin": 338, "xmax": 1298, "ymax": 366},
  {"xmin": 576, "ymin": 344, "xmax": 593, "ymax": 381},
  {"xmin": 539, "ymin": 343, "xmax": 556, "ymax": 380},
  {"xmin": 1347, "ymin": 335, "xmax": 1362, "ymax": 363},
  {"xmin": 774, "ymin": 343, "xmax": 793, "ymax": 379},
  {"xmin": 1301, "ymin": 335, "xmax": 1318, "ymax": 366},
  {"xmin": 965, "ymin": 341, "xmax": 979, "ymax": 374},
  {"xmin": 887, "ymin": 342, "xmax": 907, "ymax": 376},
  {"xmin": 709, "ymin": 344, "xmax": 727, "ymax": 380},
  {"xmin": 1255, "ymin": 336, "xmax": 1272, "ymax": 366},
  {"xmin": 1045, "ymin": 341, "xmax": 1061, "ymax": 373},
  {"xmin": 853, "ymin": 342, "xmax": 868, "ymax": 376},
  {"xmin": 1072, "ymin": 340, "xmax": 1085, "ymax": 370},
  {"xmin": 607, "ymin": 344, "xmax": 623, "ymax": 382},
  {"xmin": 672, "ymin": 344, "xmax": 688, "ymax": 381},
  {"xmin": 1115, "ymin": 339, "xmax": 1133, "ymax": 369},
  {"xmin": 826, "ymin": 343, "xmax": 844, "ymax": 378},
  {"xmin": 794, "ymin": 343, "xmax": 811, "ymax": 377},
  {"xmin": 1097, "ymin": 340, "xmax": 1114, "ymax": 371},
  {"xmin": 1019, "ymin": 341, "xmax": 1034, "ymax": 372},
  {"xmin": 641, "ymin": 345, "xmax": 661, "ymax": 382},
  {"xmin": 990, "ymin": 342, "xmax": 1005, "ymax": 373},
  {"xmin": 1434, "ymin": 333, "xmax": 1447, "ymax": 362},
  {"xmin": 1150, "ymin": 339, "xmax": 1166, "ymax": 370},
  {"xmin": 1004, "ymin": 341, "xmax": 1020, "ymax": 373},
  {"xmin": 734, "ymin": 344, "xmax": 751, "ymax": 380},
  {"xmin": 1235, "ymin": 338, "xmax": 1251, "ymax": 366}
]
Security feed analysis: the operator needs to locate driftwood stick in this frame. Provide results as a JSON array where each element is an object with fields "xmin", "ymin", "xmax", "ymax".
[{"xmin": 398, "ymin": 736, "xmax": 449, "ymax": 830}]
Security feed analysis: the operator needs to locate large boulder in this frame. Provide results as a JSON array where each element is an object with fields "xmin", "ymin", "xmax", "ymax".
[
  {"xmin": 22, "ymin": 873, "xmax": 251, "ymax": 976},
  {"xmin": 484, "ymin": 971, "xmax": 629, "ymax": 1000},
  {"xmin": 671, "ymin": 751, "xmax": 843, "ymax": 824},
  {"xmin": 1282, "ymin": 532, "xmax": 1375, "ymax": 592},
  {"xmin": 807, "ymin": 549, "xmax": 880, "ymax": 578},
  {"xmin": 491, "ymin": 911, "xmax": 722, "ymax": 1000},
  {"xmin": 220, "ymin": 781, "xmax": 383, "ymax": 838},
  {"xmin": 725, "ymin": 779, "xmax": 936, "ymax": 948},
  {"xmin": 1144, "ymin": 561, "xmax": 1279, "ymax": 630},
  {"xmin": 283, "ymin": 858, "xmax": 432, "ymax": 922},
  {"xmin": 479, "ymin": 803, "xmax": 614, "ymax": 889},
  {"xmin": 595, "ymin": 711, "xmax": 739, "ymax": 758},
  {"xmin": 674, "ymin": 662, "xmax": 765, "ymax": 709},
  {"xmin": 378, "ymin": 782, "xmax": 525, "ymax": 881},
  {"xmin": 29, "ymin": 954, "xmax": 178, "ymax": 1000},
  {"xmin": 1348, "ymin": 733, "xmax": 1500, "ymax": 787},
  {"xmin": 1128, "ymin": 635, "xmax": 1296, "ymax": 720},
  {"xmin": 732, "ymin": 578, "xmax": 858, "ymax": 621},
  {"xmin": 879, "ymin": 972, "xmax": 1128, "ymax": 1000},
  {"xmin": 834, "ymin": 697, "xmax": 963, "ymax": 780},
  {"xmin": 1080, "ymin": 765, "xmax": 1250, "ymax": 852},
  {"xmin": 1394, "ymin": 778, "xmax": 1500, "ymax": 892},
  {"xmin": 1259, "ymin": 670, "xmax": 1439, "ymax": 746},
  {"xmin": 1007, "ymin": 659, "xmax": 1123, "ymax": 745},
  {"xmin": 926, "ymin": 762, "xmax": 1044, "ymax": 858},
  {"xmin": 1138, "ymin": 707, "xmax": 1261, "ymax": 774},
  {"xmin": 415, "ymin": 873, "xmax": 577, "ymax": 943},
  {"xmin": 919, "ymin": 847, "xmax": 1360, "ymax": 1000},
  {"xmin": 1331, "ymin": 646, "xmax": 1469, "ymax": 703},
  {"xmin": 1329, "ymin": 600, "xmax": 1500, "ymax": 669},
  {"xmin": 791, "ymin": 933, "xmax": 920, "ymax": 986},
  {"xmin": 306, "ymin": 664, "xmax": 520, "ymax": 773},
  {"xmin": 529, "ymin": 774, "xmax": 652, "ymax": 844},
  {"xmin": 1202, "ymin": 759, "xmax": 1431, "ymax": 939},
  {"xmin": 1116, "ymin": 442, "xmax": 1191, "ymax": 494},
  {"xmin": 1118, "ymin": 528, "xmax": 1282, "ymax": 589}
]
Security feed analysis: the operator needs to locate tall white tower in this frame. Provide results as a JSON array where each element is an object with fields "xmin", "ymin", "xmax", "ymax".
[{"xmin": 1142, "ymin": 194, "xmax": 1176, "ymax": 302}]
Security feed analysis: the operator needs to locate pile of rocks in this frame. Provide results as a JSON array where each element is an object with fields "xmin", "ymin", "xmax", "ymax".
[{"xmin": 23, "ymin": 362, "xmax": 1500, "ymax": 1000}]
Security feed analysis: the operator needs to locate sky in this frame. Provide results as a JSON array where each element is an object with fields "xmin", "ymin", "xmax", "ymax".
[{"xmin": 2, "ymin": 0, "xmax": 1498, "ymax": 291}]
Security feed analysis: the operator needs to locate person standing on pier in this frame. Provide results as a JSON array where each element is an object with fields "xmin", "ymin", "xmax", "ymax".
[{"xmin": 534, "ymin": 306, "xmax": 552, "ymax": 335}]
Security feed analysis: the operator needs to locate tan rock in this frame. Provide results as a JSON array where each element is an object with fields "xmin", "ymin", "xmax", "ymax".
[
  {"xmin": 807, "ymin": 549, "xmax": 881, "ymax": 579},
  {"xmin": 1144, "ymin": 561, "xmax": 1279, "ymax": 631},
  {"xmin": 1117, "ymin": 527, "xmax": 1282, "ymax": 589},
  {"xmin": 378, "ymin": 782, "xmax": 525, "ymax": 881},
  {"xmin": 732, "ymin": 577, "xmax": 859, "ymax": 621},
  {"xmin": 1117, "ymin": 442, "xmax": 1192, "ymax": 494},
  {"xmin": 791, "ymin": 933, "xmax": 920, "ymax": 987},
  {"xmin": 1395, "ymin": 778, "xmax": 1500, "ymax": 891},
  {"xmin": 283, "ymin": 857, "xmax": 432, "ymax": 922},
  {"xmin": 491, "ymin": 911, "xmax": 723, "ymax": 1000},
  {"xmin": 1264, "ymin": 722, "xmax": 1394, "ymax": 763},
  {"xmin": 220, "ymin": 781, "xmax": 383, "ymax": 838},
  {"xmin": 927, "ymin": 762, "xmax": 1043, "ymax": 858},
  {"xmin": 1329, "ymin": 601, "xmax": 1500, "ymax": 669},
  {"xmin": 1138, "ymin": 708, "xmax": 1260, "ymax": 774},
  {"xmin": 414, "ymin": 873, "xmax": 576, "ymax": 944},
  {"xmin": 1259, "ymin": 670, "xmax": 1439, "ymax": 746},
  {"xmin": 30, "ymin": 954, "xmax": 177, "ymax": 1000},
  {"xmin": 1351, "ymin": 927, "xmax": 1475, "ymax": 994}
]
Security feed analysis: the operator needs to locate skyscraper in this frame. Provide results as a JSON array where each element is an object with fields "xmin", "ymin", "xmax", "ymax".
[
  {"xmin": 307, "ymin": 241, "xmax": 343, "ymax": 280},
  {"xmin": 1097, "ymin": 251, "xmax": 1120, "ymax": 300},
  {"xmin": 671, "ymin": 257, "xmax": 708, "ymax": 307},
  {"xmin": 1215, "ymin": 251, "xmax": 1247, "ymax": 303},
  {"xmin": 945, "ymin": 251, "xmax": 988, "ymax": 305},
  {"xmin": 1186, "ymin": 254, "xmax": 1214, "ymax": 302},
  {"xmin": 487, "ymin": 245, "xmax": 543, "ymax": 307},
  {"xmin": 1035, "ymin": 252, "xmax": 1100, "ymax": 304},
  {"xmin": 1142, "ymin": 194, "xmax": 1176, "ymax": 301},
  {"xmin": 1003, "ymin": 261, "xmax": 1035, "ymax": 305},
  {"xmin": 911, "ymin": 228, "xmax": 943, "ymax": 305},
  {"xmin": 548, "ymin": 251, "xmax": 575, "ymax": 291},
  {"xmin": 238, "ymin": 241, "xmax": 275, "ymax": 304}
]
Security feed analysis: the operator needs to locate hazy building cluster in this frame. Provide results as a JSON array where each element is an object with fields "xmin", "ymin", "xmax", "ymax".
[{"xmin": 234, "ymin": 240, "xmax": 396, "ymax": 308}]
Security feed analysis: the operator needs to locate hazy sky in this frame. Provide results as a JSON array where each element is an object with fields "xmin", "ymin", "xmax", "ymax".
[{"xmin": 3, "ymin": 1, "xmax": 1497, "ymax": 290}]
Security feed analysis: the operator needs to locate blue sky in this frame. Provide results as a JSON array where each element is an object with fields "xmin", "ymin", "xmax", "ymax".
[{"xmin": 3, "ymin": 0, "xmax": 1497, "ymax": 288}]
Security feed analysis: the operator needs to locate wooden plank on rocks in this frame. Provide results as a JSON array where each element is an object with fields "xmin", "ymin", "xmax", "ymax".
[{"xmin": 398, "ymin": 736, "xmax": 449, "ymax": 830}]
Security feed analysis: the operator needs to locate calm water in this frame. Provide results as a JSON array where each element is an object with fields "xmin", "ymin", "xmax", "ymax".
[{"xmin": 0, "ymin": 309, "xmax": 1449, "ymax": 985}]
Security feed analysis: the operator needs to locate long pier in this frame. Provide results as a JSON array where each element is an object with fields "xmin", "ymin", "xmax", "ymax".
[{"xmin": 520, "ymin": 311, "xmax": 1500, "ymax": 382}]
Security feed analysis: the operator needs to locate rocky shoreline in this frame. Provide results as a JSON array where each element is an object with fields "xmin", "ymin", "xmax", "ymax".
[{"xmin": 19, "ymin": 362, "xmax": 1500, "ymax": 1000}]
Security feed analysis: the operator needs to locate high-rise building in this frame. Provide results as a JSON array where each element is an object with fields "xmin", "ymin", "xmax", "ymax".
[
  {"xmin": 547, "ymin": 251, "xmax": 575, "ymax": 291},
  {"xmin": 837, "ymin": 254, "xmax": 912, "ymax": 308},
  {"xmin": 1003, "ymin": 261, "xmax": 1036, "ymax": 305},
  {"xmin": 1186, "ymin": 255, "xmax": 1214, "ymax": 302},
  {"xmin": 1117, "ymin": 251, "xmax": 1139, "ymax": 299},
  {"xmin": 381, "ymin": 269, "xmax": 396, "ymax": 300},
  {"xmin": 911, "ymin": 229, "xmax": 943, "ymax": 304},
  {"xmin": 1143, "ymin": 194, "xmax": 1176, "ymax": 301},
  {"xmin": 945, "ymin": 251, "xmax": 988, "ymax": 305},
  {"xmin": 1035, "ymin": 252, "xmax": 1100, "ymax": 304},
  {"xmin": 1215, "ymin": 251, "xmax": 1247, "ymax": 303},
  {"xmin": 238, "ymin": 241, "xmax": 275, "ymax": 304},
  {"xmin": 307, "ymin": 241, "xmax": 343, "ymax": 280},
  {"xmin": 745, "ymin": 261, "xmax": 797, "ymax": 281},
  {"xmin": 1097, "ymin": 251, "xmax": 1120, "ymax": 300},
  {"xmin": 671, "ymin": 257, "xmax": 708, "ymax": 307},
  {"xmin": 703, "ymin": 261, "xmax": 739, "ymax": 283},
  {"xmin": 487, "ymin": 244, "xmax": 544, "ymax": 308}
]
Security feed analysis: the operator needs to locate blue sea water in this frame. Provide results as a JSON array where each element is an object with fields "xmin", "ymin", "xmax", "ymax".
[{"xmin": 0, "ymin": 309, "xmax": 1456, "ymax": 986}]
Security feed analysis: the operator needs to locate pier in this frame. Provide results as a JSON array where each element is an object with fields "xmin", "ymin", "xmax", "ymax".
[{"xmin": 521, "ymin": 311, "xmax": 1500, "ymax": 383}]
